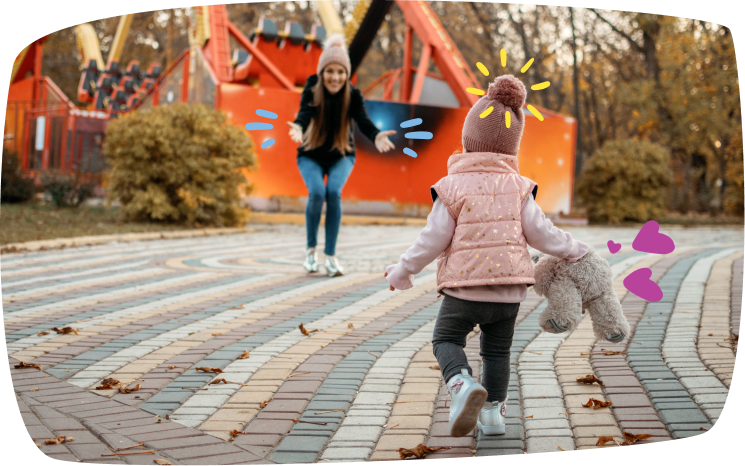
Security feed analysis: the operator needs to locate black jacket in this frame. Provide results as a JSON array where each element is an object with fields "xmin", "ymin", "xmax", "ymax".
[{"xmin": 294, "ymin": 74, "xmax": 380, "ymax": 165}]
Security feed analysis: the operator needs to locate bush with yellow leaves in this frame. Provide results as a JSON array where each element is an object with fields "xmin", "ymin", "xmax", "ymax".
[
  {"xmin": 577, "ymin": 139, "xmax": 672, "ymax": 224},
  {"xmin": 103, "ymin": 104, "xmax": 256, "ymax": 226}
]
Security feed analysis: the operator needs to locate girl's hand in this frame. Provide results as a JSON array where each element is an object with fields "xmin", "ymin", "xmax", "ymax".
[
  {"xmin": 375, "ymin": 130, "xmax": 396, "ymax": 153},
  {"xmin": 287, "ymin": 122, "xmax": 303, "ymax": 144},
  {"xmin": 384, "ymin": 272, "xmax": 395, "ymax": 291}
]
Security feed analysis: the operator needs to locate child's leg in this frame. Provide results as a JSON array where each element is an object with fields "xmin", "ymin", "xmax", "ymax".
[
  {"xmin": 479, "ymin": 303, "xmax": 520, "ymax": 402},
  {"xmin": 432, "ymin": 295, "xmax": 478, "ymax": 384}
]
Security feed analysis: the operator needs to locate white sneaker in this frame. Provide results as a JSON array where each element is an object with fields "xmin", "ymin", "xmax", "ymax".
[
  {"xmin": 477, "ymin": 397, "xmax": 507, "ymax": 435},
  {"xmin": 447, "ymin": 369, "xmax": 488, "ymax": 437},
  {"xmin": 303, "ymin": 248, "xmax": 319, "ymax": 273},
  {"xmin": 324, "ymin": 256, "xmax": 344, "ymax": 277}
]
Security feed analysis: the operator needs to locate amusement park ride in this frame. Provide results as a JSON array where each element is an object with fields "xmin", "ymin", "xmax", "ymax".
[{"xmin": 5, "ymin": 1, "xmax": 579, "ymax": 219}]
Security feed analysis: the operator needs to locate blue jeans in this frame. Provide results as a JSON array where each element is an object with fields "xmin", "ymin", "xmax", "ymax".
[{"xmin": 297, "ymin": 156, "xmax": 355, "ymax": 256}]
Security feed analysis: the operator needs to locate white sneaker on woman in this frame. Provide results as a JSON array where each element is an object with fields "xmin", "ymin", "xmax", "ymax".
[
  {"xmin": 447, "ymin": 368, "xmax": 488, "ymax": 437},
  {"xmin": 324, "ymin": 256, "xmax": 344, "ymax": 277},
  {"xmin": 303, "ymin": 248, "xmax": 319, "ymax": 273},
  {"xmin": 477, "ymin": 397, "xmax": 507, "ymax": 435}
]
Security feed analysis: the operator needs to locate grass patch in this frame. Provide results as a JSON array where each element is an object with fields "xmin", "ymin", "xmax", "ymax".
[{"xmin": 0, "ymin": 201, "xmax": 192, "ymax": 245}]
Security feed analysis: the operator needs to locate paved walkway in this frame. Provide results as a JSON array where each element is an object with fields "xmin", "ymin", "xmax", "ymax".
[{"xmin": 3, "ymin": 224, "xmax": 742, "ymax": 464}]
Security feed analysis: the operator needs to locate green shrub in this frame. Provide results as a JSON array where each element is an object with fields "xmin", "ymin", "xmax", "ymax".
[
  {"xmin": 577, "ymin": 139, "xmax": 673, "ymax": 224},
  {"xmin": 39, "ymin": 171, "xmax": 98, "ymax": 208},
  {"xmin": 1, "ymin": 148, "xmax": 36, "ymax": 203},
  {"xmin": 103, "ymin": 104, "xmax": 257, "ymax": 227}
]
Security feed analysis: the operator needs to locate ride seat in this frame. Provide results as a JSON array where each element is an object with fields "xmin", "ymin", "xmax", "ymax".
[
  {"xmin": 77, "ymin": 59, "xmax": 100, "ymax": 103},
  {"xmin": 92, "ymin": 75, "xmax": 114, "ymax": 110}
]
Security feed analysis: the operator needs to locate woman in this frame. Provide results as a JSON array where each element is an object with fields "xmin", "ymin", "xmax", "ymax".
[{"xmin": 288, "ymin": 34, "xmax": 395, "ymax": 277}]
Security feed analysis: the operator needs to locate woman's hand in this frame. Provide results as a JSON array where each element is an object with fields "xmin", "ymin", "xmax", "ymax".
[
  {"xmin": 384, "ymin": 272, "xmax": 395, "ymax": 291},
  {"xmin": 287, "ymin": 122, "xmax": 303, "ymax": 144},
  {"xmin": 375, "ymin": 130, "xmax": 396, "ymax": 153}
]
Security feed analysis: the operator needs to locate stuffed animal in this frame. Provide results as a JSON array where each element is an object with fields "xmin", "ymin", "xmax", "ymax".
[{"xmin": 532, "ymin": 247, "xmax": 630, "ymax": 342}]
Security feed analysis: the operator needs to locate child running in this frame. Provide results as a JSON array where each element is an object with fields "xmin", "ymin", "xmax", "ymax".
[{"xmin": 385, "ymin": 75, "xmax": 588, "ymax": 438}]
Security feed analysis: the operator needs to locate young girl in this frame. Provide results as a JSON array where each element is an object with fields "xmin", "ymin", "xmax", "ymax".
[
  {"xmin": 288, "ymin": 34, "xmax": 396, "ymax": 277},
  {"xmin": 385, "ymin": 75, "xmax": 588, "ymax": 438}
]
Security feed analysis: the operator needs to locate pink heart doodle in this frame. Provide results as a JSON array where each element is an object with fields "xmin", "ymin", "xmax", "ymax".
[
  {"xmin": 632, "ymin": 221, "xmax": 675, "ymax": 255},
  {"xmin": 607, "ymin": 241, "xmax": 621, "ymax": 254},
  {"xmin": 623, "ymin": 268, "xmax": 663, "ymax": 302}
]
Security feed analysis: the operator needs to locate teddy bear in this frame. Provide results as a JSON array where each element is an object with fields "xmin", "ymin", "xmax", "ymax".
[{"xmin": 531, "ymin": 247, "xmax": 630, "ymax": 342}]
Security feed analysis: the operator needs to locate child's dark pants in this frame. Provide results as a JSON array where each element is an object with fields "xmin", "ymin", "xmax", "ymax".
[{"xmin": 432, "ymin": 294, "xmax": 520, "ymax": 403}]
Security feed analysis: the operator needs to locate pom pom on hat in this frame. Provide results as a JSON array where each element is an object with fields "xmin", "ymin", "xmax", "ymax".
[
  {"xmin": 324, "ymin": 33, "xmax": 347, "ymax": 50},
  {"xmin": 487, "ymin": 75, "xmax": 526, "ymax": 110}
]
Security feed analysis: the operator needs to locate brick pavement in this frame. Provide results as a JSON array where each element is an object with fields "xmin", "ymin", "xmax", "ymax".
[{"xmin": 3, "ymin": 224, "xmax": 742, "ymax": 463}]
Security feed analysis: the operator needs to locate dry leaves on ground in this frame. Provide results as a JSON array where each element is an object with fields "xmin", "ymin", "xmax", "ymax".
[
  {"xmin": 596, "ymin": 436, "xmax": 615, "ymax": 446},
  {"xmin": 154, "ymin": 460, "xmax": 173, "ymax": 465},
  {"xmin": 429, "ymin": 365, "xmax": 440, "ymax": 370},
  {"xmin": 577, "ymin": 374, "xmax": 604, "ymax": 386},
  {"xmin": 260, "ymin": 398, "xmax": 273, "ymax": 408},
  {"xmin": 228, "ymin": 304, "xmax": 245, "ymax": 310},
  {"xmin": 96, "ymin": 378, "xmax": 121, "ymax": 390},
  {"xmin": 119, "ymin": 383, "xmax": 141, "ymax": 394},
  {"xmin": 211, "ymin": 333, "xmax": 224, "ymax": 336},
  {"xmin": 45, "ymin": 435, "xmax": 73, "ymax": 445},
  {"xmin": 237, "ymin": 349, "xmax": 250, "ymax": 359},
  {"xmin": 348, "ymin": 324, "xmax": 354, "ymax": 329},
  {"xmin": 398, "ymin": 444, "xmax": 451, "ymax": 460},
  {"xmin": 195, "ymin": 367, "xmax": 223, "ymax": 373},
  {"xmin": 210, "ymin": 378, "xmax": 228, "ymax": 385},
  {"xmin": 51, "ymin": 326, "xmax": 79, "ymax": 335},
  {"xmin": 299, "ymin": 323, "xmax": 309, "ymax": 336},
  {"xmin": 229, "ymin": 429, "xmax": 247, "ymax": 439},
  {"xmin": 167, "ymin": 366, "xmax": 188, "ymax": 370},
  {"xmin": 622, "ymin": 432, "xmax": 653, "ymax": 445},
  {"xmin": 37, "ymin": 331, "xmax": 49, "ymax": 336},
  {"xmin": 582, "ymin": 398, "xmax": 613, "ymax": 409},
  {"xmin": 14, "ymin": 361, "xmax": 42, "ymax": 371}
]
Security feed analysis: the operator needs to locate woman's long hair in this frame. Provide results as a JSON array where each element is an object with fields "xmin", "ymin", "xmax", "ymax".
[{"xmin": 301, "ymin": 76, "xmax": 353, "ymax": 154}]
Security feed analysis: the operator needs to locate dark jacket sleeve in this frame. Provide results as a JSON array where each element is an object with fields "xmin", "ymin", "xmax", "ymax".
[
  {"xmin": 350, "ymin": 86, "xmax": 381, "ymax": 143},
  {"xmin": 294, "ymin": 75, "xmax": 317, "ymax": 133}
]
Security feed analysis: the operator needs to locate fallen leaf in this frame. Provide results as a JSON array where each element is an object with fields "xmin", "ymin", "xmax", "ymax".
[
  {"xmin": 116, "ymin": 442, "xmax": 144, "ymax": 451},
  {"xmin": 51, "ymin": 326, "xmax": 79, "ymax": 335},
  {"xmin": 287, "ymin": 372, "xmax": 310, "ymax": 378},
  {"xmin": 165, "ymin": 415, "xmax": 170, "ymax": 420},
  {"xmin": 577, "ymin": 374, "xmax": 604, "ymax": 386},
  {"xmin": 211, "ymin": 333, "xmax": 224, "ymax": 336},
  {"xmin": 96, "ymin": 378, "xmax": 121, "ymax": 390},
  {"xmin": 156, "ymin": 419, "xmax": 161, "ymax": 423},
  {"xmin": 154, "ymin": 460, "xmax": 173, "ymax": 465},
  {"xmin": 260, "ymin": 399, "xmax": 273, "ymax": 408},
  {"xmin": 119, "ymin": 383, "xmax": 141, "ymax": 394},
  {"xmin": 228, "ymin": 304, "xmax": 245, "ymax": 310},
  {"xmin": 237, "ymin": 349, "xmax": 250, "ymax": 359},
  {"xmin": 596, "ymin": 436, "xmax": 615, "ymax": 446},
  {"xmin": 398, "ymin": 444, "xmax": 451, "ymax": 460},
  {"xmin": 348, "ymin": 324, "xmax": 354, "ymax": 329},
  {"xmin": 621, "ymin": 432, "xmax": 654, "ymax": 445},
  {"xmin": 37, "ymin": 331, "xmax": 49, "ymax": 336},
  {"xmin": 582, "ymin": 398, "xmax": 613, "ymax": 409},
  {"xmin": 101, "ymin": 451, "xmax": 155, "ymax": 457},
  {"xmin": 299, "ymin": 323, "xmax": 309, "ymax": 336},
  {"xmin": 321, "ymin": 343, "xmax": 329, "ymax": 348},
  {"xmin": 44, "ymin": 435, "xmax": 73, "ymax": 445},
  {"xmin": 429, "ymin": 365, "xmax": 440, "ymax": 370},
  {"xmin": 700, "ymin": 427, "xmax": 709, "ymax": 431},
  {"xmin": 195, "ymin": 367, "xmax": 223, "ymax": 374},
  {"xmin": 30, "ymin": 388, "xmax": 39, "ymax": 392},
  {"xmin": 557, "ymin": 446, "xmax": 565, "ymax": 451},
  {"xmin": 210, "ymin": 378, "xmax": 228, "ymax": 385},
  {"xmin": 229, "ymin": 429, "xmax": 247, "ymax": 437},
  {"xmin": 368, "ymin": 351, "xmax": 379, "ymax": 358},
  {"xmin": 14, "ymin": 361, "xmax": 42, "ymax": 371},
  {"xmin": 516, "ymin": 415, "xmax": 533, "ymax": 419},
  {"xmin": 314, "ymin": 410, "xmax": 345, "ymax": 415}
]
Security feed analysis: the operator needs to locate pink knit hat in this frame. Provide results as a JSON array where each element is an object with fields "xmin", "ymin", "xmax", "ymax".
[
  {"xmin": 462, "ymin": 75, "xmax": 527, "ymax": 156},
  {"xmin": 316, "ymin": 34, "xmax": 351, "ymax": 77}
]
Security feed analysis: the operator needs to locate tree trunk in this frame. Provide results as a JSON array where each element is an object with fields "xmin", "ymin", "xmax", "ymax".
[{"xmin": 569, "ymin": 7, "xmax": 583, "ymax": 177}]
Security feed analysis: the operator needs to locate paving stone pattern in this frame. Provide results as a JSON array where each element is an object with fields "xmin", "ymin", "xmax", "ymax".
[{"xmin": 3, "ymin": 224, "xmax": 742, "ymax": 463}]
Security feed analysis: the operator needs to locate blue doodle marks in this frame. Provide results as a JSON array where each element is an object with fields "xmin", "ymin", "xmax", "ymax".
[
  {"xmin": 400, "ymin": 118, "xmax": 433, "ymax": 158},
  {"xmin": 245, "ymin": 109, "xmax": 278, "ymax": 149}
]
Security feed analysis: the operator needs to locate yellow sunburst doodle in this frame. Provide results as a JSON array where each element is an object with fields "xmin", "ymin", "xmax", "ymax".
[{"xmin": 468, "ymin": 59, "xmax": 550, "ymax": 126}]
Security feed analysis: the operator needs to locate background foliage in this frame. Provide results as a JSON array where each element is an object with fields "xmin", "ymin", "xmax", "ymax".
[{"xmin": 103, "ymin": 104, "xmax": 257, "ymax": 226}]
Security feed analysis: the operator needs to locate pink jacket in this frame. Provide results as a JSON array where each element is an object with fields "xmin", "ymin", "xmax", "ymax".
[
  {"xmin": 431, "ymin": 152, "xmax": 537, "ymax": 292},
  {"xmin": 386, "ymin": 153, "xmax": 588, "ymax": 303}
]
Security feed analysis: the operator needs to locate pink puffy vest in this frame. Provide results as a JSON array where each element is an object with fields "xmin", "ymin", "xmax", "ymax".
[{"xmin": 431, "ymin": 152, "xmax": 537, "ymax": 293}]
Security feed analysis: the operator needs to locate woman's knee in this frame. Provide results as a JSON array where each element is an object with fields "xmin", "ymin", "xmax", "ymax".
[{"xmin": 307, "ymin": 189, "xmax": 325, "ymax": 206}]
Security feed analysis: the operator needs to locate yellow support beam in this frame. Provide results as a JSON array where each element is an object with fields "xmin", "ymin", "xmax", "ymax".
[
  {"xmin": 75, "ymin": 24, "xmax": 105, "ymax": 70},
  {"xmin": 316, "ymin": 1, "xmax": 344, "ymax": 36},
  {"xmin": 107, "ymin": 14, "xmax": 134, "ymax": 68}
]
